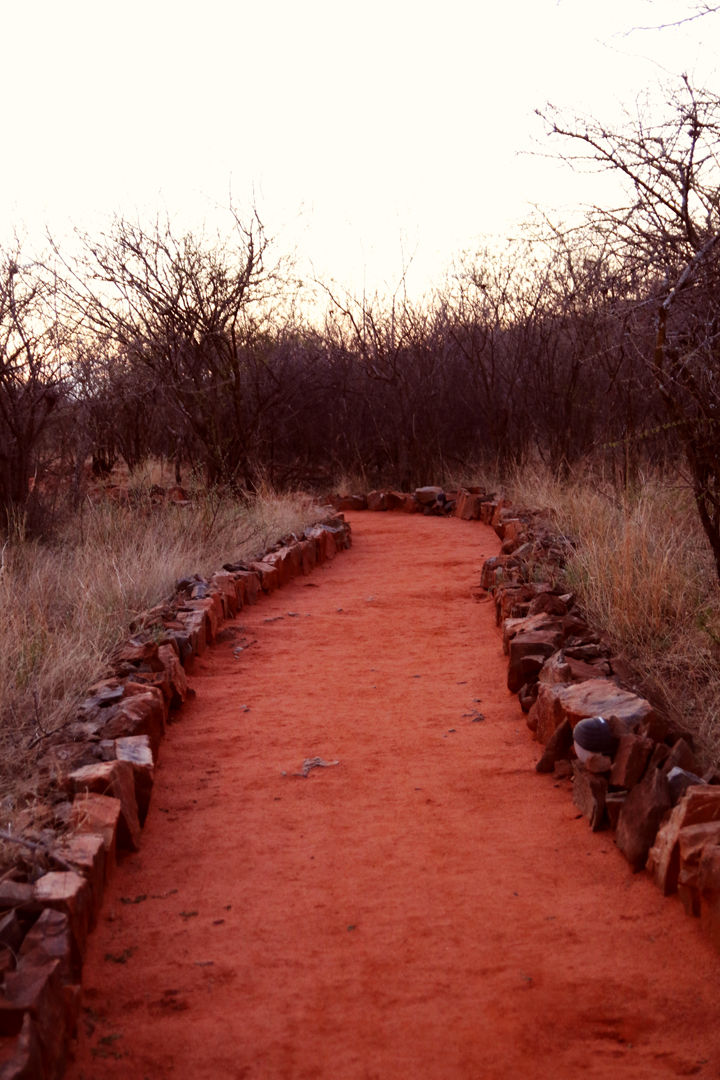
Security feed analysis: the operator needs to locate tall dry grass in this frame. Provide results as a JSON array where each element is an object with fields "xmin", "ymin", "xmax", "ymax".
[
  {"xmin": 509, "ymin": 465, "xmax": 720, "ymax": 766},
  {"xmin": 0, "ymin": 484, "xmax": 320, "ymax": 830}
]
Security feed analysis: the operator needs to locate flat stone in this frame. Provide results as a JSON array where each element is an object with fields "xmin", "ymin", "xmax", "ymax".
[
  {"xmin": 616, "ymin": 767, "xmax": 671, "ymax": 871},
  {"xmin": 553, "ymin": 759, "xmax": 574, "ymax": 779},
  {"xmin": 572, "ymin": 763, "xmax": 607, "ymax": 830},
  {"xmin": 209, "ymin": 572, "xmax": 239, "ymax": 617},
  {"xmin": 536, "ymin": 719, "xmax": 573, "ymax": 773},
  {"xmin": 455, "ymin": 492, "xmax": 484, "ymax": 520},
  {"xmin": 67, "ymin": 762, "xmax": 140, "ymax": 851},
  {"xmin": 115, "ymin": 735, "xmax": 154, "ymax": 825},
  {"xmin": 233, "ymin": 569, "xmax": 261, "ymax": 604},
  {"xmin": 507, "ymin": 631, "xmax": 563, "ymax": 693},
  {"xmin": 538, "ymin": 651, "xmax": 572, "ymax": 685},
  {"xmin": 51, "ymin": 833, "xmax": 105, "ymax": 924},
  {"xmin": 178, "ymin": 609, "xmax": 207, "ymax": 655},
  {"xmin": 99, "ymin": 692, "xmax": 165, "ymax": 760},
  {"xmin": 480, "ymin": 555, "xmax": 511, "ymax": 591},
  {"xmin": 335, "ymin": 495, "xmax": 367, "ymax": 511},
  {"xmin": 108, "ymin": 639, "xmax": 163, "ymax": 673},
  {"xmin": 70, "ymin": 793, "xmax": 120, "ymax": 878},
  {"xmin": 366, "ymin": 490, "xmax": 388, "ymax": 511},
  {"xmin": 678, "ymin": 821, "xmax": 720, "ymax": 892},
  {"xmin": 503, "ymin": 612, "xmax": 563, "ymax": 655},
  {"xmin": 158, "ymin": 643, "xmax": 188, "ymax": 708},
  {"xmin": 647, "ymin": 786, "xmax": 720, "ymax": 894},
  {"xmin": 662, "ymin": 737, "xmax": 701, "ymax": 778},
  {"xmin": 414, "ymin": 486, "xmax": 443, "ymax": 504},
  {"xmin": 610, "ymin": 734, "xmax": 654, "ymax": 789},
  {"xmin": 19, "ymin": 909, "xmax": 80, "ymax": 984},
  {"xmin": 535, "ymin": 679, "xmax": 655, "ymax": 747},
  {"xmin": 667, "ymin": 767, "xmax": 706, "ymax": 806},
  {"xmin": 585, "ymin": 753, "xmax": 612, "ymax": 774},
  {"xmin": 185, "ymin": 595, "xmax": 221, "ymax": 638},
  {"xmin": 32, "ymin": 872, "xmax": 91, "ymax": 956}
]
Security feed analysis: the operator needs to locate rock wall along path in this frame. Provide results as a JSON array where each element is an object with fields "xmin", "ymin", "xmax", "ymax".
[{"xmin": 67, "ymin": 514, "xmax": 720, "ymax": 1080}]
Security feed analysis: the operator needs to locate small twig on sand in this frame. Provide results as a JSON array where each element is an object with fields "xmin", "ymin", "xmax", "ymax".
[{"xmin": 292, "ymin": 757, "xmax": 339, "ymax": 778}]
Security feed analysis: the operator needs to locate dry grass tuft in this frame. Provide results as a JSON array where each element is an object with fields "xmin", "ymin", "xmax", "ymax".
[
  {"xmin": 509, "ymin": 465, "xmax": 720, "ymax": 766},
  {"xmin": 0, "ymin": 484, "xmax": 320, "ymax": 835}
]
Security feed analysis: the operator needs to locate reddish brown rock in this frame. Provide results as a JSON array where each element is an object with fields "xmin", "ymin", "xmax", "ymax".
[
  {"xmin": 535, "ymin": 679, "xmax": 655, "ymax": 747},
  {"xmin": 100, "ymin": 691, "xmax": 164, "ymax": 760},
  {"xmin": 503, "ymin": 612, "xmax": 563, "ymax": 655},
  {"xmin": 662, "ymin": 737, "xmax": 701, "ymax": 778},
  {"xmin": 231, "ymin": 570, "xmax": 260, "ymax": 605},
  {"xmin": 399, "ymin": 494, "xmax": 422, "ymax": 513},
  {"xmin": 70, "ymin": 793, "xmax": 120, "ymax": 877},
  {"xmin": 209, "ymin": 572, "xmax": 239, "ymax": 617},
  {"xmin": 366, "ymin": 490, "xmax": 388, "ymax": 511},
  {"xmin": 115, "ymin": 735, "xmax": 154, "ymax": 825},
  {"xmin": 19, "ymin": 910, "xmax": 80, "ymax": 985},
  {"xmin": 538, "ymin": 651, "xmax": 572, "ymax": 686},
  {"xmin": 678, "ymin": 821, "xmax": 720, "ymax": 906},
  {"xmin": 616, "ymin": 767, "xmax": 672, "ymax": 871},
  {"xmin": 455, "ymin": 492, "xmax": 484, "ymax": 520},
  {"xmin": 108, "ymin": 639, "xmax": 164, "ymax": 673},
  {"xmin": 335, "ymin": 495, "xmax": 367, "ymax": 511},
  {"xmin": 565, "ymin": 655, "xmax": 611, "ymax": 680},
  {"xmin": 585, "ymin": 753, "xmax": 612, "ymax": 774},
  {"xmin": 262, "ymin": 549, "xmax": 292, "ymax": 587},
  {"xmin": 126, "ymin": 671, "xmax": 171, "ymax": 712},
  {"xmin": 507, "ymin": 631, "xmax": 563, "ymax": 694},
  {"xmin": 178, "ymin": 609, "xmax": 207, "ymax": 655},
  {"xmin": 610, "ymin": 734, "xmax": 654, "ymax": 789},
  {"xmin": 67, "ymin": 762, "xmax": 140, "ymax": 851},
  {"xmin": 185, "ymin": 595, "xmax": 221, "ymax": 639},
  {"xmin": 0, "ymin": 960, "xmax": 66, "ymax": 1075},
  {"xmin": 489, "ymin": 499, "xmax": 512, "ymax": 528},
  {"xmin": 414, "ymin": 486, "xmax": 443, "ymax": 505},
  {"xmin": 535, "ymin": 719, "xmax": 573, "ymax": 773},
  {"xmin": 31, "ymin": 872, "xmax": 90, "ymax": 958},
  {"xmin": 157, "ymin": 644, "xmax": 188, "ymax": 708},
  {"xmin": 51, "ymin": 834, "xmax": 105, "ymax": 923},
  {"xmin": 572, "ymin": 764, "xmax": 608, "ymax": 831},
  {"xmin": 647, "ymin": 787, "xmax": 720, "ymax": 895}
]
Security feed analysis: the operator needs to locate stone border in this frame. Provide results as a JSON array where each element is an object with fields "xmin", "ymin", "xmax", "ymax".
[
  {"xmin": 341, "ymin": 486, "xmax": 720, "ymax": 958},
  {"xmin": 0, "ymin": 514, "xmax": 352, "ymax": 1080}
]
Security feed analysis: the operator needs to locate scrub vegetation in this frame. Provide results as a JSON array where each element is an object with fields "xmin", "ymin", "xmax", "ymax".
[{"xmin": 1, "ymin": 72, "xmax": 720, "ymax": 819}]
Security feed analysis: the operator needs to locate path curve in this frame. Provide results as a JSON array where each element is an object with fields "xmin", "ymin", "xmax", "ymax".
[{"xmin": 68, "ymin": 513, "xmax": 720, "ymax": 1080}]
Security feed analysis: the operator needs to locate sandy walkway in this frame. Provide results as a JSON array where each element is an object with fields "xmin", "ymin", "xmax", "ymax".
[{"xmin": 68, "ymin": 513, "xmax": 720, "ymax": 1080}]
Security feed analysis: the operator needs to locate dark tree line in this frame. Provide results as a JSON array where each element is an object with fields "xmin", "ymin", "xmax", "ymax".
[{"xmin": 1, "ymin": 74, "xmax": 719, "ymax": 576}]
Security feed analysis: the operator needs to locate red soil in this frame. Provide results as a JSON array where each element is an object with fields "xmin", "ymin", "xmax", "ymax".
[{"xmin": 68, "ymin": 513, "xmax": 720, "ymax": 1080}]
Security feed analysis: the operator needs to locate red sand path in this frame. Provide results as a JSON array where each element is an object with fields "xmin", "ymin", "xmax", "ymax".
[{"xmin": 68, "ymin": 513, "xmax": 720, "ymax": 1080}]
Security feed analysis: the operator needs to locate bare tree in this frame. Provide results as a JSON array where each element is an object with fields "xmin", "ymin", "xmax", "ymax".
[
  {"xmin": 58, "ymin": 209, "xmax": 289, "ymax": 490},
  {"xmin": 538, "ymin": 76, "xmax": 720, "ymax": 577},
  {"xmin": 0, "ymin": 242, "xmax": 66, "ymax": 525}
]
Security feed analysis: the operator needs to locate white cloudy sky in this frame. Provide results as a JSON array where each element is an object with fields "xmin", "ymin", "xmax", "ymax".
[{"xmin": 1, "ymin": 0, "xmax": 717, "ymax": 298}]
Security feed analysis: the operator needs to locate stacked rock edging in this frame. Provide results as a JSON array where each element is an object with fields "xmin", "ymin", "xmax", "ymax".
[
  {"xmin": 347, "ymin": 484, "xmax": 720, "ymax": 958},
  {"xmin": 0, "ymin": 514, "xmax": 351, "ymax": 1080}
]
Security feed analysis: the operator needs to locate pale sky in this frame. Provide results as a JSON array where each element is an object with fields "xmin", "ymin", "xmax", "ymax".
[{"xmin": 1, "ymin": 0, "xmax": 717, "ymax": 300}]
